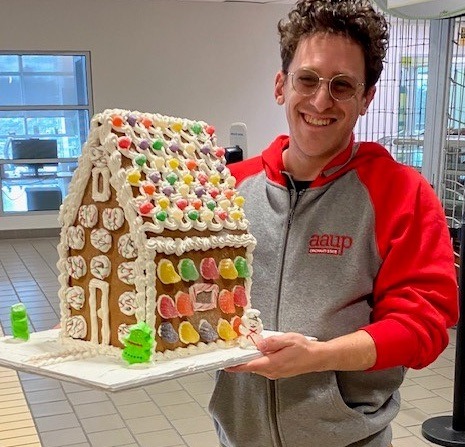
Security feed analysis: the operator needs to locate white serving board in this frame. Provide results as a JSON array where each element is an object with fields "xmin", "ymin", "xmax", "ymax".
[{"xmin": 0, "ymin": 329, "xmax": 266, "ymax": 392}]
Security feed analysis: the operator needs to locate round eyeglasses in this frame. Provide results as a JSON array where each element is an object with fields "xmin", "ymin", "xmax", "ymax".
[{"xmin": 287, "ymin": 68, "xmax": 365, "ymax": 102}]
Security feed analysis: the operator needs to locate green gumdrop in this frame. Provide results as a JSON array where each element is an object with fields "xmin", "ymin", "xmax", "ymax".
[
  {"xmin": 122, "ymin": 322, "xmax": 154, "ymax": 364},
  {"xmin": 206, "ymin": 200, "xmax": 216, "ymax": 211},
  {"xmin": 152, "ymin": 139, "xmax": 164, "ymax": 150},
  {"xmin": 166, "ymin": 173, "xmax": 178, "ymax": 185},
  {"xmin": 156, "ymin": 210, "xmax": 167, "ymax": 221},
  {"xmin": 11, "ymin": 303, "xmax": 29, "ymax": 341},
  {"xmin": 188, "ymin": 210, "xmax": 199, "ymax": 220},
  {"xmin": 135, "ymin": 154, "xmax": 147, "ymax": 166},
  {"xmin": 178, "ymin": 258, "xmax": 199, "ymax": 281},
  {"xmin": 191, "ymin": 123, "xmax": 202, "ymax": 135},
  {"xmin": 234, "ymin": 256, "xmax": 250, "ymax": 278}
]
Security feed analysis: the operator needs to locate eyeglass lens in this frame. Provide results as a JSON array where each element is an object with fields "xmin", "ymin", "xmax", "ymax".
[{"xmin": 292, "ymin": 69, "xmax": 360, "ymax": 101}]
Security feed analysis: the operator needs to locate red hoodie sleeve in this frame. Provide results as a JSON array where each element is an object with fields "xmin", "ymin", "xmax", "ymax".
[{"xmin": 359, "ymin": 163, "xmax": 458, "ymax": 370}]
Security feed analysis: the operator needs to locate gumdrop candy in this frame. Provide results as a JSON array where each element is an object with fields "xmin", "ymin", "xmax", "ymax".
[
  {"xmin": 158, "ymin": 321, "xmax": 179, "ymax": 344},
  {"xmin": 179, "ymin": 321, "xmax": 200, "ymax": 345},
  {"xmin": 200, "ymin": 257, "xmax": 219, "ymax": 280},
  {"xmin": 217, "ymin": 319, "xmax": 238, "ymax": 341},
  {"xmin": 219, "ymin": 289, "xmax": 235, "ymax": 314},
  {"xmin": 112, "ymin": 115, "xmax": 124, "ymax": 127},
  {"xmin": 157, "ymin": 294, "xmax": 180, "ymax": 319},
  {"xmin": 10, "ymin": 303, "xmax": 29, "ymax": 341},
  {"xmin": 233, "ymin": 285, "xmax": 248, "ymax": 307},
  {"xmin": 175, "ymin": 291, "xmax": 194, "ymax": 317},
  {"xmin": 218, "ymin": 259, "xmax": 238, "ymax": 280},
  {"xmin": 178, "ymin": 258, "xmax": 199, "ymax": 282},
  {"xmin": 234, "ymin": 256, "xmax": 250, "ymax": 278},
  {"xmin": 157, "ymin": 259, "xmax": 181, "ymax": 284},
  {"xmin": 122, "ymin": 322, "xmax": 154, "ymax": 365},
  {"xmin": 199, "ymin": 319, "xmax": 218, "ymax": 343},
  {"xmin": 231, "ymin": 315, "xmax": 242, "ymax": 335}
]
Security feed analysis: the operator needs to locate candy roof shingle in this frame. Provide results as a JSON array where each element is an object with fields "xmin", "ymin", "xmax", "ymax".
[{"xmin": 78, "ymin": 109, "xmax": 249, "ymax": 235}]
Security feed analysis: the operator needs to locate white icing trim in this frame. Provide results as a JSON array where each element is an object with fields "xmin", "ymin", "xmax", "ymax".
[
  {"xmin": 91, "ymin": 167, "xmax": 111, "ymax": 202},
  {"xmin": 89, "ymin": 279, "xmax": 110, "ymax": 345}
]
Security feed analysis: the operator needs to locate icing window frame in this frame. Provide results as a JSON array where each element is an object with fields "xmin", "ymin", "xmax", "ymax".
[{"xmin": 189, "ymin": 283, "xmax": 219, "ymax": 311}]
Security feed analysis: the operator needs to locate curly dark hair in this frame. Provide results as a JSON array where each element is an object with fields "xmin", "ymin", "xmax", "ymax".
[{"xmin": 278, "ymin": 0, "xmax": 389, "ymax": 89}]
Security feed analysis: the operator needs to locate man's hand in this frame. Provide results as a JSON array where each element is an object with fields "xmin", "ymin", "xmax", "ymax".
[{"xmin": 225, "ymin": 330, "xmax": 377, "ymax": 379}]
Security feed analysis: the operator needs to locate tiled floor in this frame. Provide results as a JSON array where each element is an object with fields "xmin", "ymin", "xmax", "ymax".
[{"xmin": 0, "ymin": 236, "xmax": 461, "ymax": 447}]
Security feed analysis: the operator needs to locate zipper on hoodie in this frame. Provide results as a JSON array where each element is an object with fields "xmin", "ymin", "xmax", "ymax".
[{"xmin": 268, "ymin": 176, "xmax": 305, "ymax": 447}]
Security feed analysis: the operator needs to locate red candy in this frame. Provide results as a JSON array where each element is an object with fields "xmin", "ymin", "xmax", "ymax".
[
  {"xmin": 231, "ymin": 315, "xmax": 242, "ymax": 335},
  {"xmin": 117, "ymin": 136, "xmax": 132, "ymax": 149},
  {"xmin": 157, "ymin": 295, "xmax": 179, "ymax": 319},
  {"xmin": 217, "ymin": 210, "xmax": 228, "ymax": 220},
  {"xmin": 139, "ymin": 202, "xmax": 154, "ymax": 215},
  {"xmin": 200, "ymin": 257, "xmax": 219, "ymax": 280},
  {"xmin": 206, "ymin": 125, "xmax": 215, "ymax": 136},
  {"xmin": 219, "ymin": 290, "xmax": 236, "ymax": 314},
  {"xmin": 215, "ymin": 147, "xmax": 225, "ymax": 157},
  {"xmin": 233, "ymin": 285, "xmax": 247, "ymax": 307},
  {"xmin": 198, "ymin": 173, "xmax": 208, "ymax": 185},
  {"xmin": 209, "ymin": 188, "xmax": 220, "ymax": 199},
  {"xmin": 176, "ymin": 199, "xmax": 188, "ymax": 210}
]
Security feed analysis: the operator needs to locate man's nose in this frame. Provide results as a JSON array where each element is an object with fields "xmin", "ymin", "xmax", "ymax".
[{"xmin": 311, "ymin": 80, "xmax": 334, "ymax": 110}]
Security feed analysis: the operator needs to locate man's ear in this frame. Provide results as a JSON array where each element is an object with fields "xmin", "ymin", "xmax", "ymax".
[
  {"xmin": 360, "ymin": 85, "xmax": 376, "ymax": 116},
  {"xmin": 275, "ymin": 71, "xmax": 286, "ymax": 105}
]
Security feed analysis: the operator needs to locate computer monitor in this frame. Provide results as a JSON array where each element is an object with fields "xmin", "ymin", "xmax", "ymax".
[
  {"xmin": 11, "ymin": 139, "xmax": 58, "ymax": 160},
  {"xmin": 11, "ymin": 139, "xmax": 58, "ymax": 176}
]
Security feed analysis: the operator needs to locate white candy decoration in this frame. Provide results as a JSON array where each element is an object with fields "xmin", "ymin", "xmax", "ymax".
[
  {"xmin": 102, "ymin": 207, "xmax": 125, "ymax": 231},
  {"xmin": 66, "ymin": 255, "xmax": 87, "ymax": 279},
  {"xmin": 117, "ymin": 262, "xmax": 136, "ymax": 285},
  {"xmin": 66, "ymin": 315, "xmax": 87, "ymax": 339},
  {"xmin": 66, "ymin": 225, "xmax": 85, "ymax": 250},
  {"xmin": 65, "ymin": 286, "xmax": 85, "ymax": 310},
  {"xmin": 90, "ymin": 228, "xmax": 112, "ymax": 253},
  {"xmin": 239, "ymin": 309, "xmax": 264, "ymax": 349},
  {"xmin": 90, "ymin": 255, "xmax": 111, "ymax": 280},
  {"xmin": 78, "ymin": 204, "xmax": 98, "ymax": 228},
  {"xmin": 118, "ymin": 291, "xmax": 138, "ymax": 316},
  {"xmin": 118, "ymin": 233, "xmax": 138, "ymax": 259}
]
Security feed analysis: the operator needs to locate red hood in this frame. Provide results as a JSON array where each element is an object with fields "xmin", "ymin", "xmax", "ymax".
[{"xmin": 260, "ymin": 134, "xmax": 394, "ymax": 188}]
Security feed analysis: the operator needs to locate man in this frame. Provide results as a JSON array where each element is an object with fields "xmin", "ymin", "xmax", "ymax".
[{"xmin": 209, "ymin": 1, "xmax": 459, "ymax": 446}]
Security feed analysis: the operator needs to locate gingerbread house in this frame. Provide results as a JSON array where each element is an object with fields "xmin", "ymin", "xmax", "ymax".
[{"xmin": 57, "ymin": 109, "xmax": 256, "ymax": 359}]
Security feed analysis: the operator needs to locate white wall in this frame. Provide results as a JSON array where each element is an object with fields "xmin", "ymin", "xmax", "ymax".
[{"xmin": 0, "ymin": 0, "xmax": 290, "ymax": 230}]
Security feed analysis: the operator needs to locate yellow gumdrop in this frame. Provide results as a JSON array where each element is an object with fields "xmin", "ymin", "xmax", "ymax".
[
  {"xmin": 234, "ymin": 196, "xmax": 245, "ymax": 207},
  {"xmin": 218, "ymin": 259, "xmax": 238, "ymax": 280},
  {"xmin": 183, "ymin": 174, "xmax": 194, "ymax": 185},
  {"xmin": 179, "ymin": 321, "xmax": 200, "ymax": 344},
  {"xmin": 210, "ymin": 174, "xmax": 221, "ymax": 186},
  {"xmin": 230, "ymin": 210, "xmax": 243, "ymax": 220},
  {"xmin": 157, "ymin": 259, "xmax": 181, "ymax": 284},
  {"xmin": 172, "ymin": 122, "xmax": 183, "ymax": 133},
  {"xmin": 168, "ymin": 158, "xmax": 180, "ymax": 170},
  {"xmin": 217, "ymin": 319, "xmax": 238, "ymax": 341},
  {"xmin": 158, "ymin": 197, "xmax": 170, "ymax": 209},
  {"xmin": 127, "ymin": 170, "xmax": 141, "ymax": 185}
]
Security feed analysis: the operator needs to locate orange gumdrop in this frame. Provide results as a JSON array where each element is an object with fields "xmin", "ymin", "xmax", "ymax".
[
  {"xmin": 112, "ymin": 115, "xmax": 124, "ymax": 127},
  {"xmin": 141, "ymin": 117, "xmax": 152, "ymax": 129},
  {"xmin": 219, "ymin": 290, "xmax": 235, "ymax": 314},
  {"xmin": 186, "ymin": 159, "xmax": 197, "ymax": 170},
  {"xmin": 176, "ymin": 292, "xmax": 194, "ymax": 317}
]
